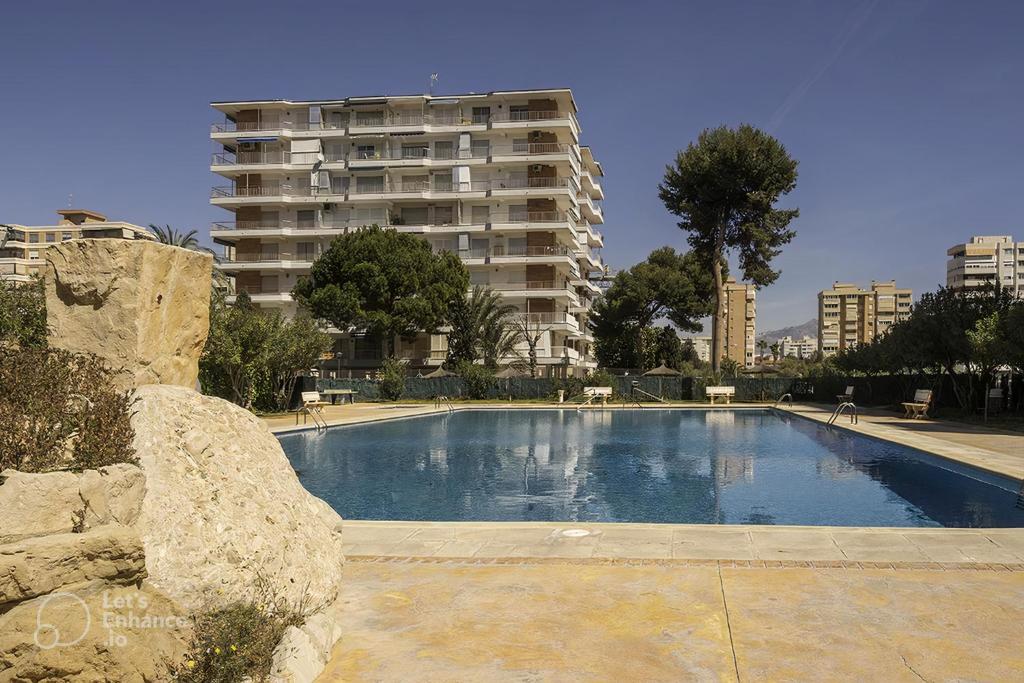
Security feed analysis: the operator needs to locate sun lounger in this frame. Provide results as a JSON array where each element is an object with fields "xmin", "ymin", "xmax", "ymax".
[{"xmin": 836, "ymin": 386, "xmax": 854, "ymax": 403}]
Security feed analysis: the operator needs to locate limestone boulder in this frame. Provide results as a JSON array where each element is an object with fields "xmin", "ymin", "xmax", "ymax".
[
  {"xmin": 129, "ymin": 384, "xmax": 345, "ymax": 612},
  {"xmin": 0, "ymin": 583, "xmax": 188, "ymax": 682},
  {"xmin": 0, "ymin": 527, "xmax": 146, "ymax": 605},
  {"xmin": 44, "ymin": 239, "xmax": 212, "ymax": 390},
  {"xmin": 0, "ymin": 465, "xmax": 147, "ymax": 544}
]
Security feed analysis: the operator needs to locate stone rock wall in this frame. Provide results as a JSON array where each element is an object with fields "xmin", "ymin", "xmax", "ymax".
[
  {"xmin": 130, "ymin": 384, "xmax": 345, "ymax": 612},
  {"xmin": 44, "ymin": 239, "xmax": 212, "ymax": 391},
  {"xmin": 0, "ymin": 466, "xmax": 188, "ymax": 681}
]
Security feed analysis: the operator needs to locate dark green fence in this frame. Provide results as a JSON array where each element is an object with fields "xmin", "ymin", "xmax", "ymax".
[{"xmin": 314, "ymin": 374, "xmax": 959, "ymax": 406}]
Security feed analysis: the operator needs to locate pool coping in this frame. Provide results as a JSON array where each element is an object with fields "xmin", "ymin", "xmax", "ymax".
[
  {"xmin": 340, "ymin": 520, "xmax": 1024, "ymax": 568},
  {"xmin": 272, "ymin": 403, "xmax": 1024, "ymax": 564}
]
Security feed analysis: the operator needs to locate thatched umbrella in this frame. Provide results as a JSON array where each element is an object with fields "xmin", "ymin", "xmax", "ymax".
[
  {"xmin": 423, "ymin": 367, "xmax": 455, "ymax": 378},
  {"xmin": 643, "ymin": 363, "xmax": 681, "ymax": 376}
]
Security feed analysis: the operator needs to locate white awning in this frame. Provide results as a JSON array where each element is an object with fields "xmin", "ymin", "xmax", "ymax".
[{"xmin": 291, "ymin": 139, "xmax": 321, "ymax": 153}]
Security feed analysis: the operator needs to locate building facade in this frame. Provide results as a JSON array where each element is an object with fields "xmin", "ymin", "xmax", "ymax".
[
  {"xmin": 817, "ymin": 281, "xmax": 912, "ymax": 356},
  {"xmin": 779, "ymin": 335, "xmax": 817, "ymax": 359},
  {"xmin": 689, "ymin": 336, "xmax": 712, "ymax": 363},
  {"xmin": 209, "ymin": 89, "xmax": 605, "ymax": 377},
  {"xmin": 946, "ymin": 235, "xmax": 1023, "ymax": 296},
  {"xmin": 722, "ymin": 277, "xmax": 756, "ymax": 367},
  {"xmin": 1, "ymin": 209, "xmax": 154, "ymax": 283}
]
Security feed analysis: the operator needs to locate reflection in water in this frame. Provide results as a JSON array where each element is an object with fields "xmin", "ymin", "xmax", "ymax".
[{"xmin": 278, "ymin": 410, "xmax": 1024, "ymax": 528}]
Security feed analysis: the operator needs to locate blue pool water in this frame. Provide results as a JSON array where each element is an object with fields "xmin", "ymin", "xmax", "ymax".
[{"xmin": 277, "ymin": 409, "xmax": 1024, "ymax": 527}]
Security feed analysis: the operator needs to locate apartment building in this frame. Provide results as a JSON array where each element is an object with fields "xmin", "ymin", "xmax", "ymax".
[
  {"xmin": 1, "ymin": 209, "xmax": 154, "ymax": 283},
  {"xmin": 817, "ymin": 281, "xmax": 913, "ymax": 356},
  {"xmin": 690, "ymin": 336, "xmax": 712, "ymax": 363},
  {"xmin": 779, "ymin": 335, "xmax": 817, "ymax": 359},
  {"xmin": 946, "ymin": 235, "xmax": 1023, "ymax": 296},
  {"xmin": 209, "ymin": 89, "xmax": 604, "ymax": 376},
  {"xmin": 722, "ymin": 277, "xmax": 756, "ymax": 367}
]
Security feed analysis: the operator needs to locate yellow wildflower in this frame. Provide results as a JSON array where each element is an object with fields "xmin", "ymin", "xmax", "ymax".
[{"xmin": 214, "ymin": 647, "xmax": 221, "ymax": 655}]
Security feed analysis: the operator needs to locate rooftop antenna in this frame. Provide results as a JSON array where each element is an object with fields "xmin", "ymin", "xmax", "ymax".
[{"xmin": 428, "ymin": 73, "xmax": 438, "ymax": 96}]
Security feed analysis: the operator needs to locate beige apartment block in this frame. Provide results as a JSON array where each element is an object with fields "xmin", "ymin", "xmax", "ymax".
[
  {"xmin": 690, "ymin": 336, "xmax": 712, "ymax": 363},
  {"xmin": 0, "ymin": 209, "xmax": 154, "ymax": 283},
  {"xmin": 722, "ymin": 277, "xmax": 756, "ymax": 367},
  {"xmin": 946, "ymin": 235, "xmax": 1023, "ymax": 296},
  {"xmin": 779, "ymin": 335, "xmax": 818, "ymax": 359},
  {"xmin": 817, "ymin": 281, "xmax": 912, "ymax": 356},
  {"xmin": 209, "ymin": 88, "xmax": 605, "ymax": 377}
]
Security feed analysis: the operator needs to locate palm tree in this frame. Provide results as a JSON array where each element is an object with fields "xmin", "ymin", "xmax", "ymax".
[
  {"xmin": 148, "ymin": 224, "xmax": 203, "ymax": 250},
  {"xmin": 446, "ymin": 286, "xmax": 521, "ymax": 368},
  {"xmin": 756, "ymin": 339, "xmax": 768, "ymax": 362}
]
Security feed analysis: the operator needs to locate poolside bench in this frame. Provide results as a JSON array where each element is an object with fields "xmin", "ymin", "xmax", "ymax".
[
  {"xmin": 901, "ymin": 389, "xmax": 932, "ymax": 419},
  {"xmin": 705, "ymin": 386, "xmax": 735, "ymax": 404},
  {"xmin": 321, "ymin": 388, "xmax": 357, "ymax": 405}
]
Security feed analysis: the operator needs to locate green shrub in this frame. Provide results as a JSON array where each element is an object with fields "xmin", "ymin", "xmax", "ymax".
[
  {"xmin": 379, "ymin": 357, "xmax": 407, "ymax": 401},
  {"xmin": 172, "ymin": 577, "xmax": 310, "ymax": 683},
  {"xmin": 0, "ymin": 276, "xmax": 47, "ymax": 350},
  {"xmin": 455, "ymin": 361, "xmax": 495, "ymax": 399},
  {"xmin": 552, "ymin": 376, "xmax": 584, "ymax": 400},
  {"xmin": 0, "ymin": 347, "xmax": 136, "ymax": 473}
]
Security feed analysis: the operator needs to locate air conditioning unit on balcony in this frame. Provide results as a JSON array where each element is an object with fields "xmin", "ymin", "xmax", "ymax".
[{"xmin": 530, "ymin": 165, "xmax": 543, "ymax": 173}]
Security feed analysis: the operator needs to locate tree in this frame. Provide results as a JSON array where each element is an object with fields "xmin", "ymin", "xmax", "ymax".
[
  {"xmin": 265, "ymin": 313, "xmax": 333, "ymax": 411},
  {"xmin": 756, "ymin": 339, "xmax": 768, "ymax": 362},
  {"xmin": 647, "ymin": 326, "xmax": 685, "ymax": 370},
  {"xmin": 0, "ymin": 276, "xmax": 47, "ymax": 349},
  {"xmin": 590, "ymin": 247, "xmax": 715, "ymax": 368},
  {"xmin": 293, "ymin": 226, "xmax": 469, "ymax": 357},
  {"xmin": 769, "ymin": 342, "xmax": 780, "ymax": 362},
  {"xmin": 512, "ymin": 317, "xmax": 550, "ymax": 377},
  {"xmin": 659, "ymin": 124, "xmax": 799, "ymax": 373},
  {"xmin": 447, "ymin": 286, "xmax": 521, "ymax": 368},
  {"xmin": 200, "ymin": 292, "xmax": 332, "ymax": 411},
  {"xmin": 149, "ymin": 224, "xmax": 203, "ymax": 250}
]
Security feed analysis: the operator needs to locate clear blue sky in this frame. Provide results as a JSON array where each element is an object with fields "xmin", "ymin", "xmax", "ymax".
[{"xmin": 2, "ymin": 0, "xmax": 1021, "ymax": 331}]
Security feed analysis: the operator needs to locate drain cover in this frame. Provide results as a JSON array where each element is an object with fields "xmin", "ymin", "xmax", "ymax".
[{"xmin": 560, "ymin": 529, "xmax": 591, "ymax": 538}]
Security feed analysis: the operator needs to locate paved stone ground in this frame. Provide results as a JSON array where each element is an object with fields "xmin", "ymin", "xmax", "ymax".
[{"xmin": 319, "ymin": 560, "xmax": 1024, "ymax": 681}]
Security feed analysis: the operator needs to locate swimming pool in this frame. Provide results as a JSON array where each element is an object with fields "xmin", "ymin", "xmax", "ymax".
[{"xmin": 277, "ymin": 409, "xmax": 1024, "ymax": 528}]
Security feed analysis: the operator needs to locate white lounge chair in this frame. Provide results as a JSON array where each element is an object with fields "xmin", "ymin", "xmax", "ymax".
[
  {"xmin": 296, "ymin": 391, "xmax": 330, "ymax": 427},
  {"xmin": 901, "ymin": 389, "xmax": 932, "ymax": 419},
  {"xmin": 836, "ymin": 386, "xmax": 854, "ymax": 403}
]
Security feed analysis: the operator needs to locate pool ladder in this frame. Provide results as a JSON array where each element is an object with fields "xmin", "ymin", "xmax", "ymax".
[
  {"xmin": 828, "ymin": 402, "xmax": 858, "ymax": 425},
  {"xmin": 434, "ymin": 395, "xmax": 455, "ymax": 413},
  {"xmin": 774, "ymin": 393, "xmax": 793, "ymax": 408}
]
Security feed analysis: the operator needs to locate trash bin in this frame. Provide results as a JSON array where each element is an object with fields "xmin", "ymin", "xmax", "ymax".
[{"xmin": 558, "ymin": 389, "xmax": 565, "ymax": 403}]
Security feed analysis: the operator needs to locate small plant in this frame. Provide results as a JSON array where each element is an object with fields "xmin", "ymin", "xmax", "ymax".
[
  {"xmin": 172, "ymin": 576, "xmax": 314, "ymax": 683},
  {"xmin": 0, "ymin": 276, "xmax": 47, "ymax": 350},
  {"xmin": 455, "ymin": 361, "xmax": 495, "ymax": 400},
  {"xmin": 379, "ymin": 357, "xmax": 407, "ymax": 401},
  {"xmin": 0, "ymin": 347, "xmax": 136, "ymax": 473}
]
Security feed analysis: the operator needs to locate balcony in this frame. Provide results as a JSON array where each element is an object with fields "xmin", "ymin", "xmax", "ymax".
[
  {"xmin": 218, "ymin": 254, "xmax": 312, "ymax": 271},
  {"xmin": 460, "ymin": 244, "xmax": 578, "ymax": 262}
]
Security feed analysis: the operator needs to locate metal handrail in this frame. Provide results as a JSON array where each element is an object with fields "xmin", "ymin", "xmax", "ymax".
[
  {"xmin": 774, "ymin": 393, "xmax": 793, "ymax": 408},
  {"xmin": 434, "ymin": 395, "xmax": 455, "ymax": 413},
  {"xmin": 828, "ymin": 402, "xmax": 858, "ymax": 425}
]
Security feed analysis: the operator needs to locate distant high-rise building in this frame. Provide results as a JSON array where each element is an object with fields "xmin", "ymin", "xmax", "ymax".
[
  {"xmin": 722, "ymin": 277, "xmax": 756, "ymax": 367},
  {"xmin": 817, "ymin": 281, "xmax": 912, "ymax": 356},
  {"xmin": 946, "ymin": 235, "xmax": 1023, "ymax": 296},
  {"xmin": 779, "ymin": 335, "xmax": 817, "ymax": 359},
  {"xmin": 1, "ymin": 209, "xmax": 154, "ymax": 283},
  {"xmin": 689, "ymin": 336, "xmax": 712, "ymax": 363}
]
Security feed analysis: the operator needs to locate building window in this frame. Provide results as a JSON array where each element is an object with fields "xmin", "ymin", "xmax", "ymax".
[
  {"xmin": 29, "ymin": 233, "xmax": 39, "ymax": 243},
  {"xmin": 62, "ymin": 232, "xmax": 73, "ymax": 241},
  {"xmin": 296, "ymin": 242, "xmax": 315, "ymax": 261},
  {"xmin": 356, "ymin": 144, "xmax": 377, "ymax": 160},
  {"xmin": 509, "ymin": 105, "xmax": 529, "ymax": 121},
  {"xmin": 45, "ymin": 233, "xmax": 56, "ymax": 243},
  {"xmin": 471, "ymin": 107, "xmax": 491, "ymax": 124}
]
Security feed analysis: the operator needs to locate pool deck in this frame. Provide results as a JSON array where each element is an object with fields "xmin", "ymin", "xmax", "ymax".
[{"xmin": 264, "ymin": 402, "xmax": 1024, "ymax": 681}]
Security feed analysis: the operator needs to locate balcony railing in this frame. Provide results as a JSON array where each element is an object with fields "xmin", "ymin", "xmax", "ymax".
[
  {"xmin": 486, "ymin": 281, "xmax": 574, "ymax": 292},
  {"xmin": 488, "ymin": 245, "xmax": 575, "ymax": 258},
  {"xmin": 212, "ymin": 178, "xmax": 575, "ymax": 199},
  {"xmin": 211, "ymin": 120, "xmax": 312, "ymax": 133},
  {"xmin": 490, "ymin": 110, "xmax": 565, "ymax": 122},
  {"xmin": 516, "ymin": 312, "xmax": 577, "ymax": 326}
]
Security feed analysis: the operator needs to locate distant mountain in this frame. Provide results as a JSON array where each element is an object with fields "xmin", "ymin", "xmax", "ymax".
[{"xmin": 757, "ymin": 318, "xmax": 817, "ymax": 342}]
